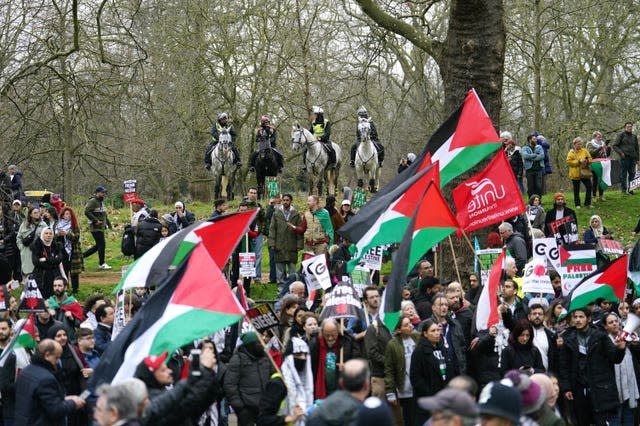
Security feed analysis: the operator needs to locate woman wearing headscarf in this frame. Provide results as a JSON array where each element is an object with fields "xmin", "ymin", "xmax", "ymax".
[
  {"xmin": 583, "ymin": 215, "xmax": 611, "ymax": 244},
  {"xmin": 30, "ymin": 227, "xmax": 64, "ymax": 299},
  {"xmin": 55, "ymin": 207, "xmax": 83, "ymax": 294},
  {"xmin": 16, "ymin": 206, "xmax": 47, "ymax": 277}
]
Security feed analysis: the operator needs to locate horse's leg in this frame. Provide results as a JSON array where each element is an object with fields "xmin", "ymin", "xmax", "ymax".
[{"xmin": 221, "ymin": 174, "xmax": 228, "ymax": 198}]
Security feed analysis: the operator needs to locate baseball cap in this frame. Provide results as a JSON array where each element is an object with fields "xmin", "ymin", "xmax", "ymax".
[
  {"xmin": 12, "ymin": 200, "xmax": 21, "ymax": 206},
  {"xmin": 95, "ymin": 186, "xmax": 107, "ymax": 193},
  {"xmin": 418, "ymin": 388, "xmax": 478, "ymax": 418},
  {"xmin": 478, "ymin": 381, "xmax": 521, "ymax": 424},
  {"xmin": 341, "ymin": 199, "xmax": 351, "ymax": 206}
]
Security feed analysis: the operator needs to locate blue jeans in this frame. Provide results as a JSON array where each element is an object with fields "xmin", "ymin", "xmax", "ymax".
[
  {"xmin": 612, "ymin": 400, "xmax": 635, "ymax": 426},
  {"xmin": 620, "ymin": 157, "xmax": 636, "ymax": 191},
  {"xmin": 268, "ymin": 246, "xmax": 277, "ymax": 282}
]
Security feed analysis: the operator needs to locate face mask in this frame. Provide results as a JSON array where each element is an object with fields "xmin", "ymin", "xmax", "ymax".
[
  {"xmin": 294, "ymin": 358, "xmax": 306, "ymax": 372},
  {"xmin": 246, "ymin": 342, "xmax": 264, "ymax": 358}
]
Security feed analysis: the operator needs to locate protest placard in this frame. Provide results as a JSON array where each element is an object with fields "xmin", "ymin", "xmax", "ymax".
[
  {"xmin": 302, "ymin": 254, "xmax": 332, "ymax": 291},
  {"xmin": 239, "ymin": 252, "xmax": 256, "ymax": 278},
  {"xmin": 246, "ymin": 304, "xmax": 279, "ymax": 333},
  {"xmin": 123, "ymin": 179, "xmax": 137, "ymax": 203}
]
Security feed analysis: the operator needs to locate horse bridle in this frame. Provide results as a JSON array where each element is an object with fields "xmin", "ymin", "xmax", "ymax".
[{"xmin": 294, "ymin": 128, "xmax": 324, "ymax": 168}]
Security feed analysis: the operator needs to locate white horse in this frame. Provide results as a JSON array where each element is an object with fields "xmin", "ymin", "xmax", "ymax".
[
  {"xmin": 210, "ymin": 130, "xmax": 238, "ymax": 200},
  {"xmin": 354, "ymin": 119, "xmax": 380, "ymax": 192},
  {"xmin": 291, "ymin": 124, "xmax": 342, "ymax": 196}
]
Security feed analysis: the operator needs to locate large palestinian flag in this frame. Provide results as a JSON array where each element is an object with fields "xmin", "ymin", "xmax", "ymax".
[
  {"xmin": 0, "ymin": 313, "xmax": 37, "ymax": 367},
  {"xmin": 339, "ymin": 88, "xmax": 500, "ymax": 247},
  {"xmin": 591, "ymin": 158, "xmax": 612, "ymax": 190},
  {"xmin": 91, "ymin": 244, "xmax": 245, "ymax": 386},
  {"xmin": 115, "ymin": 211, "xmax": 256, "ymax": 292},
  {"xmin": 567, "ymin": 255, "xmax": 627, "ymax": 313},
  {"xmin": 383, "ymin": 182, "xmax": 459, "ymax": 330},
  {"xmin": 346, "ymin": 163, "xmax": 440, "ymax": 271}
]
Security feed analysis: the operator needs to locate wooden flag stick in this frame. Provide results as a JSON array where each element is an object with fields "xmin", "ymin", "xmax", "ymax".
[
  {"xmin": 460, "ymin": 229, "xmax": 484, "ymax": 270},
  {"xmin": 448, "ymin": 235, "xmax": 462, "ymax": 284}
]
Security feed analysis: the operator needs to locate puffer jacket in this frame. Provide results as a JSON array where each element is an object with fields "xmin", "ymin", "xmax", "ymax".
[
  {"xmin": 223, "ymin": 345, "xmax": 274, "ymax": 412},
  {"xmin": 566, "ymin": 147, "xmax": 592, "ymax": 180},
  {"xmin": 135, "ymin": 216, "xmax": 162, "ymax": 258},
  {"xmin": 306, "ymin": 390, "xmax": 361, "ymax": 426}
]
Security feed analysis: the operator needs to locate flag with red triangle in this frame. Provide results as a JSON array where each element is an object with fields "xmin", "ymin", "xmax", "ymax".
[
  {"xmin": 0, "ymin": 313, "xmax": 37, "ymax": 367},
  {"xmin": 90, "ymin": 243, "xmax": 245, "ymax": 386},
  {"xmin": 476, "ymin": 249, "xmax": 506, "ymax": 331},
  {"xmin": 347, "ymin": 162, "xmax": 440, "ymax": 271},
  {"xmin": 567, "ymin": 255, "xmax": 628, "ymax": 313},
  {"xmin": 383, "ymin": 181, "xmax": 460, "ymax": 330}
]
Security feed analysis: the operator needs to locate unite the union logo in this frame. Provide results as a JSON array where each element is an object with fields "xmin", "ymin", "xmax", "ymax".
[{"xmin": 465, "ymin": 178, "xmax": 506, "ymax": 214}]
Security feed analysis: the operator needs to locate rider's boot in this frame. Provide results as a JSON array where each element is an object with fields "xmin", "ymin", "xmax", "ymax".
[
  {"xmin": 376, "ymin": 142, "xmax": 385, "ymax": 167},
  {"xmin": 350, "ymin": 144, "xmax": 357, "ymax": 168},
  {"xmin": 232, "ymin": 146, "xmax": 243, "ymax": 167},
  {"xmin": 204, "ymin": 141, "xmax": 215, "ymax": 170},
  {"xmin": 248, "ymin": 152, "xmax": 256, "ymax": 173}
]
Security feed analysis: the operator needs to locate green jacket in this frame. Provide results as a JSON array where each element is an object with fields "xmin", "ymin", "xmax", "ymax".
[
  {"xmin": 84, "ymin": 196, "xmax": 111, "ymax": 232},
  {"xmin": 268, "ymin": 206, "xmax": 303, "ymax": 264},
  {"xmin": 384, "ymin": 333, "xmax": 419, "ymax": 396}
]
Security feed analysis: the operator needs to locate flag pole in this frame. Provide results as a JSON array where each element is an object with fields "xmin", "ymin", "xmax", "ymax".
[
  {"xmin": 448, "ymin": 236, "xmax": 462, "ymax": 284},
  {"xmin": 460, "ymin": 229, "xmax": 484, "ymax": 270}
]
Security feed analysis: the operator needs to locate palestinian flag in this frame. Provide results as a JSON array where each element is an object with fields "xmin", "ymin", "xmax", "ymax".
[
  {"xmin": 0, "ymin": 313, "xmax": 37, "ymax": 367},
  {"xmin": 346, "ymin": 163, "xmax": 440, "ymax": 271},
  {"xmin": 383, "ymin": 182, "xmax": 459, "ymax": 330},
  {"xmin": 91, "ymin": 244, "xmax": 245, "ymax": 386},
  {"xmin": 46, "ymin": 295, "xmax": 84, "ymax": 321},
  {"xmin": 567, "ymin": 255, "xmax": 627, "ymax": 313},
  {"xmin": 339, "ymin": 88, "xmax": 500, "ymax": 250},
  {"xmin": 115, "ymin": 211, "xmax": 257, "ymax": 293},
  {"xmin": 476, "ymin": 249, "xmax": 506, "ymax": 331},
  {"xmin": 591, "ymin": 158, "xmax": 612, "ymax": 190}
]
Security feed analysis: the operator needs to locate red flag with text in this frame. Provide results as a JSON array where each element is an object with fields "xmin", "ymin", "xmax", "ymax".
[{"xmin": 452, "ymin": 150, "xmax": 525, "ymax": 233}]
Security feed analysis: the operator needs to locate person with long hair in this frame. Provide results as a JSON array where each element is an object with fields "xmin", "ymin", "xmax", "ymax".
[
  {"xmin": 500, "ymin": 319, "xmax": 545, "ymax": 375},
  {"xmin": 278, "ymin": 295, "xmax": 299, "ymax": 341},
  {"xmin": 56, "ymin": 207, "xmax": 84, "ymax": 293},
  {"xmin": 410, "ymin": 319, "xmax": 453, "ymax": 425},
  {"xmin": 30, "ymin": 228, "xmax": 64, "ymax": 299},
  {"xmin": 545, "ymin": 299, "xmax": 568, "ymax": 334},
  {"xmin": 385, "ymin": 316, "xmax": 419, "ymax": 426},
  {"xmin": 283, "ymin": 306, "xmax": 308, "ymax": 351},
  {"xmin": 16, "ymin": 206, "xmax": 46, "ymax": 277}
]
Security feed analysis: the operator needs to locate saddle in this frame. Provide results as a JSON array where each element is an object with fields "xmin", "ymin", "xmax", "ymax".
[{"xmin": 321, "ymin": 141, "xmax": 337, "ymax": 167}]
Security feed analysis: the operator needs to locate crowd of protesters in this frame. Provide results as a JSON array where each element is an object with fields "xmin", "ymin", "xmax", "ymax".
[{"xmin": 0, "ymin": 119, "xmax": 639, "ymax": 426}]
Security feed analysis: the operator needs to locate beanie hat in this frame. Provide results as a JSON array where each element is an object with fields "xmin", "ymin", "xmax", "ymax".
[
  {"xmin": 554, "ymin": 192, "xmax": 564, "ymax": 201},
  {"xmin": 143, "ymin": 352, "xmax": 169, "ymax": 372},
  {"xmin": 240, "ymin": 331, "xmax": 259, "ymax": 345},
  {"xmin": 503, "ymin": 370, "xmax": 546, "ymax": 414},
  {"xmin": 354, "ymin": 397, "xmax": 394, "ymax": 426},
  {"xmin": 530, "ymin": 373, "xmax": 555, "ymax": 406},
  {"xmin": 478, "ymin": 381, "xmax": 521, "ymax": 424}
]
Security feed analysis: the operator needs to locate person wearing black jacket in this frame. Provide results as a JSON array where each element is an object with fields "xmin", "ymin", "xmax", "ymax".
[
  {"xmin": 528, "ymin": 303, "xmax": 559, "ymax": 373},
  {"xmin": 499, "ymin": 279, "xmax": 529, "ymax": 332},
  {"xmin": 471, "ymin": 326, "xmax": 505, "ymax": 389},
  {"xmin": 500, "ymin": 319, "xmax": 545, "ymax": 376},
  {"xmin": 543, "ymin": 193, "xmax": 578, "ymax": 242},
  {"xmin": 559, "ymin": 308, "xmax": 626, "ymax": 426},
  {"xmin": 30, "ymin": 227, "xmax": 65, "ymax": 299},
  {"xmin": 410, "ymin": 319, "xmax": 454, "ymax": 426},
  {"xmin": 14, "ymin": 339, "xmax": 85, "ymax": 426},
  {"xmin": 135, "ymin": 210, "xmax": 162, "ymax": 259}
]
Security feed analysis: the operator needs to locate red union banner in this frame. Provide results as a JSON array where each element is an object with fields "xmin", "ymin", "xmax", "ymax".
[{"xmin": 452, "ymin": 150, "xmax": 525, "ymax": 233}]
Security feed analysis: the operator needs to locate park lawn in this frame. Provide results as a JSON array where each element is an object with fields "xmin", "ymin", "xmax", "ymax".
[{"xmin": 71, "ymin": 188, "xmax": 639, "ymax": 303}]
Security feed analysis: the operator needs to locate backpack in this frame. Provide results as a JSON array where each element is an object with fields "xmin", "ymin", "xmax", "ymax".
[{"xmin": 121, "ymin": 224, "xmax": 136, "ymax": 256}]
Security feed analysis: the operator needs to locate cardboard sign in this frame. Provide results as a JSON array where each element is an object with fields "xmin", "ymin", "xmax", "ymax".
[
  {"xmin": 302, "ymin": 254, "xmax": 332, "ymax": 291},
  {"xmin": 475, "ymin": 248, "xmax": 503, "ymax": 286},
  {"xmin": 18, "ymin": 277, "xmax": 46, "ymax": 313},
  {"xmin": 123, "ymin": 179, "xmax": 137, "ymax": 203},
  {"xmin": 246, "ymin": 304, "xmax": 280, "ymax": 333},
  {"xmin": 559, "ymin": 243, "xmax": 597, "ymax": 295},
  {"xmin": 522, "ymin": 258, "xmax": 554, "ymax": 294},
  {"xmin": 362, "ymin": 246, "xmax": 384, "ymax": 270},
  {"xmin": 112, "ymin": 289, "xmax": 126, "ymax": 340},
  {"xmin": 549, "ymin": 216, "xmax": 578, "ymax": 246},
  {"xmin": 265, "ymin": 176, "xmax": 280, "ymax": 197},
  {"xmin": 629, "ymin": 171, "xmax": 640, "ymax": 191},
  {"xmin": 352, "ymin": 187, "xmax": 367, "ymax": 208},
  {"xmin": 350, "ymin": 266, "xmax": 371, "ymax": 298},
  {"xmin": 239, "ymin": 252, "xmax": 257, "ymax": 278},
  {"xmin": 598, "ymin": 239, "xmax": 624, "ymax": 256},
  {"xmin": 533, "ymin": 237, "xmax": 561, "ymax": 271}
]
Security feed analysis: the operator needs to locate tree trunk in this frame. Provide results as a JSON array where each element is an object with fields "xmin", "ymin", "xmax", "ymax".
[{"xmin": 441, "ymin": 0, "xmax": 505, "ymax": 125}]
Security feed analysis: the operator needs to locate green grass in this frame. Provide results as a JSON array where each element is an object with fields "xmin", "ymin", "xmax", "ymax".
[{"xmin": 72, "ymin": 187, "xmax": 639, "ymax": 303}]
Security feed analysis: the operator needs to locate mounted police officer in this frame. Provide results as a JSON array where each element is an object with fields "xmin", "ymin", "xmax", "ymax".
[
  {"xmin": 204, "ymin": 112, "xmax": 242, "ymax": 170},
  {"xmin": 249, "ymin": 115, "xmax": 284, "ymax": 173},
  {"xmin": 309, "ymin": 106, "xmax": 336, "ymax": 167},
  {"xmin": 350, "ymin": 106, "xmax": 384, "ymax": 168}
]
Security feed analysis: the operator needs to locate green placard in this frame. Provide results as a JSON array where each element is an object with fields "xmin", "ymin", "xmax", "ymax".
[
  {"xmin": 352, "ymin": 187, "xmax": 367, "ymax": 208},
  {"xmin": 265, "ymin": 176, "xmax": 280, "ymax": 197}
]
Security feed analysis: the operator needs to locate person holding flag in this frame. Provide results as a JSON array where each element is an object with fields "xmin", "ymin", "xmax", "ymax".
[
  {"xmin": 290, "ymin": 195, "xmax": 334, "ymax": 256},
  {"xmin": 46, "ymin": 276, "xmax": 83, "ymax": 341}
]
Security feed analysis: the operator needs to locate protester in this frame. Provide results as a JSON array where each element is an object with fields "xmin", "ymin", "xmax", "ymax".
[
  {"xmin": 612, "ymin": 121, "xmax": 639, "ymax": 195},
  {"xmin": 339, "ymin": 199, "xmax": 355, "ymax": 223},
  {"xmin": 384, "ymin": 316, "xmax": 418, "ymax": 426},
  {"xmin": 499, "ymin": 278, "xmax": 529, "ymax": 331},
  {"xmin": 306, "ymin": 359, "xmax": 370, "ymax": 426},
  {"xmin": 521, "ymin": 133, "xmax": 545, "ymax": 199},
  {"xmin": 302, "ymin": 313, "xmax": 319, "ymax": 343},
  {"xmin": 269, "ymin": 193, "xmax": 303, "ymax": 292},
  {"xmin": 56, "ymin": 206, "xmax": 83, "ymax": 293},
  {"xmin": 290, "ymin": 195, "xmax": 333, "ymax": 255},
  {"xmin": 528, "ymin": 303, "xmax": 559, "ymax": 374},
  {"xmin": 472, "ymin": 324, "xmax": 507, "ymax": 389},
  {"xmin": 210, "ymin": 198, "xmax": 227, "ymax": 218},
  {"xmin": 504, "ymin": 369, "xmax": 562, "ymax": 426},
  {"xmin": 83, "ymin": 186, "xmax": 112, "ymax": 270},
  {"xmin": 566, "ymin": 136, "xmax": 593, "ymax": 208},
  {"xmin": 224, "ymin": 332, "xmax": 274, "ymax": 426},
  {"xmin": 543, "ymin": 193, "xmax": 578, "ymax": 241},
  {"xmin": 527, "ymin": 194, "xmax": 545, "ymax": 231},
  {"xmin": 559, "ymin": 307, "xmax": 626, "ymax": 425},
  {"xmin": 363, "ymin": 311, "xmax": 392, "ymax": 400},
  {"xmin": 94, "ymin": 381, "xmax": 147, "ymax": 426},
  {"xmin": 477, "ymin": 380, "xmax": 522, "ymax": 426},
  {"xmin": 586, "ymin": 131, "xmax": 609, "ymax": 201},
  {"xmin": 80, "ymin": 294, "xmax": 107, "ymax": 330},
  {"xmin": 75, "ymin": 327, "xmax": 101, "ymax": 369},
  {"xmin": 14, "ymin": 339, "xmax": 86, "ymax": 426},
  {"xmin": 500, "ymin": 319, "xmax": 545, "ymax": 375},
  {"xmin": 411, "ymin": 318, "xmax": 454, "ymax": 425},
  {"xmin": 94, "ymin": 304, "xmax": 115, "ymax": 355},
  {"xmin": 418, "ymin": 387, "xmax": 479, "ymax": 426},
  {"xmin": 135, "ymin": 209, "xmax": 163, "ymax": 259},
  {"xmin": 16, "ymin": 206, "xmax": 46, "ymax": 277},
  {"xmin": 47, "ymin": 276, "xmax": 83, "ymax": 341},
  {"xmin": 498, "ymin": 223, "xmax": 527, "ymax": 275},
  {"xmin": 400, "ymin": 300, "xmax": 421, "ymax": 326},
  {"xmin": 583, "ymin": 214, "xmax": 611, "ymax": 244},
  {"xmin": 30, "ymin": 227, "xmax": 65, "ymax": 299}
]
